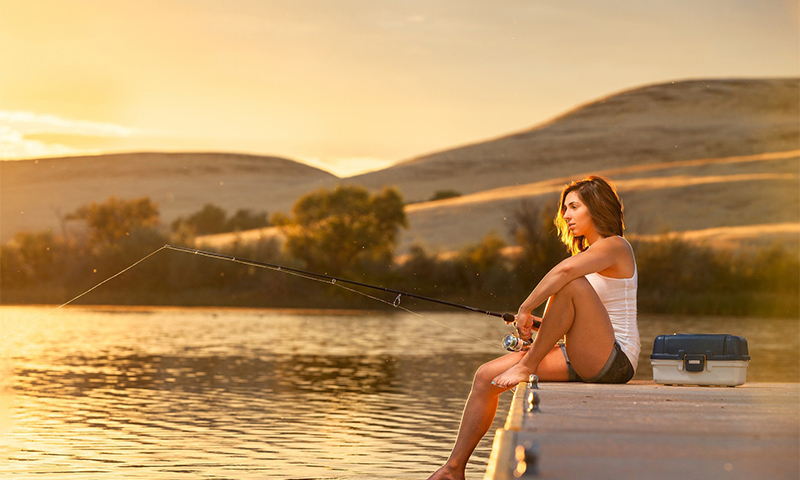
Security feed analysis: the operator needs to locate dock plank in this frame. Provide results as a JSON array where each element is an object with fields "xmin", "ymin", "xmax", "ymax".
[{"xmin": 485, "ymin": 381, "xmax": 799, "ymax": 480}]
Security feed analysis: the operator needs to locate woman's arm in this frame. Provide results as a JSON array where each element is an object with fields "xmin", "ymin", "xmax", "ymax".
[{"xmin": 515, "ymin": 236, "xmax": 629, "ymax": 332}]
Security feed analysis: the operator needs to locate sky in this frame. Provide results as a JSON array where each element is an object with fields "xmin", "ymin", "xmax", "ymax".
[{"xmin": 1, "ymin": 0, "xmax": 798, "ymax": 177}]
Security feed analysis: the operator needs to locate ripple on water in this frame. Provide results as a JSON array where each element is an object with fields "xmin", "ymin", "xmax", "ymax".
[{"xmin": 1, "ymin": 307, "xmax": 796, "ymax": 478}]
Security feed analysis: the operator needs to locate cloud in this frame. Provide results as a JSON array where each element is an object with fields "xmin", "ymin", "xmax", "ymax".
[
  {"xmin": 0, "ymin": 126, "xmax": 80, "ymax": 159},
  {"xmin": 0, "ymin": 111, "xmax": 135, "ymax": 137},
  {"xmin": 0, "ymin": 111, "xmax": 138, "ymax": 160}
]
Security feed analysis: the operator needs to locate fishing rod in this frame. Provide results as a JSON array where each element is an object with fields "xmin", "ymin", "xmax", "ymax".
[{"xmin": 163, "ymin": 244, "xmax": 540, "ymax": 350}]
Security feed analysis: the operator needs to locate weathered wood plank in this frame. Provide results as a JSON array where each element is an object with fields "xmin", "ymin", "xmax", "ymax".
[{"xmin": 485, "ymin": 380, "xmax": 799, "ymax": 479}]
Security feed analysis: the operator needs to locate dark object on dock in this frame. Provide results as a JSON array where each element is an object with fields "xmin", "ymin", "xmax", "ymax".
[
  {"xmin": 484, "ymin": 375, "xmax": 541, "ymax": 478},
  {"xmin": 525, "ymin": 375, "xmax": 540, "ymax": 413},
  {"xmin": 650, "ymin": 333, "xmax": 750, "ymax": 386}
]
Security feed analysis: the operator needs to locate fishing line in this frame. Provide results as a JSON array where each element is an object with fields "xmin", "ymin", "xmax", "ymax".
[
  {"xmin": 163, "ymin": 245, "xmax": 503, "ymax": 349},
  {"xmin": 288, "ymin": 274, "xmax": 500, "ymax": 349},
  {"xmin": 2, "ymin": 243, "xmax": 515, "ymax": 350},
  {"xmin": 161, "ymin": 245, "xmax": 539, "ymax": 348},
  {"xmin": 163, "ymin": 244, "xmax": 518, "ymax": 321},
  {"xmin": 1, "ymin": 245, "xmax": 168, "ymax": 344}
]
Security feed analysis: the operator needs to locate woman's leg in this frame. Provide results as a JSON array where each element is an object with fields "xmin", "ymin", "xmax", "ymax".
[
  {"xmin": 429, "ymin": 277, "xmax": 613, "ymax": 479},
  {"xmin": 493, "ymin": 277, "xmax": 616, "ymax": 387},
  {"xmin": 427, "ymin": 346, "xmax": 569, "ymax": 480}
]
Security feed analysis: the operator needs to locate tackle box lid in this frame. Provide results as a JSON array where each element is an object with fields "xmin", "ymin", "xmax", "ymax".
[{"xmin": 650, "ymin": 333, "xmax": 750, "ymax": 361}]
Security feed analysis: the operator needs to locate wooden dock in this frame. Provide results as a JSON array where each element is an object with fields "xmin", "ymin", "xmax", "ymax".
[{"xmin": 484, "ymin": 379, "xmax": 799, "ymax": 479}]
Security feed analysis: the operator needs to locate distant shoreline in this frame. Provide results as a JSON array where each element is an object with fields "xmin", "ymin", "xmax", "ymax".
[{"xmin": 1, "ymin": 302, "xmax": 798, "ymax": 321}]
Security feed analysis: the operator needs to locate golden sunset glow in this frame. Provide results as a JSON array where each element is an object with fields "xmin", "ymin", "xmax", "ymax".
[{"xmin": 1, "ymin": 0, "xmax": 798, "ymax": 176}]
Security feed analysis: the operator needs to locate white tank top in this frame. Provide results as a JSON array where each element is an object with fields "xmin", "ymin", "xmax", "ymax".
[{"xmin": 584, "ymin": 239, "xmax": 641, "ymax": 372}]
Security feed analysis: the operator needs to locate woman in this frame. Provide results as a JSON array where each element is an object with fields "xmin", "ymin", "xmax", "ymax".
[{"xmin": 427, "ymin": 176, "xmax": 640, "ymax": 480}]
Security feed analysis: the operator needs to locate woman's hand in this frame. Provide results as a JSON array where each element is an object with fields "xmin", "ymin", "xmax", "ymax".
[{"xmin": 514, "ymin": 310, "xmax": 534, "ymax": 340}]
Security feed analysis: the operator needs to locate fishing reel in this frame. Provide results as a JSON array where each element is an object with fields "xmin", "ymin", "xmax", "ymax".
[
  {"xmin": 502, "ymin": 321, "xmax": 536, "ymax": 352},
  {"xmin": 501, "ymin": 315, "xmax": 539, "ymax": 352},
  {"xmin": 502, "ymin": 333, "xmax": 532, "ymax": 352}
]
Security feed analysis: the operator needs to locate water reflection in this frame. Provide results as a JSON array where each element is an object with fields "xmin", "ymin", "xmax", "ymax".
[
  {"xmin": 0, "ymin": 306, "xmax": 797, "ymax": 479},
  {"xmin": 17, "ymin": 353, "xmax": 410, "ymax": 397},
  {"xmin": 1, "ymin": 307, "xmax": 510, "ymax": 479}
]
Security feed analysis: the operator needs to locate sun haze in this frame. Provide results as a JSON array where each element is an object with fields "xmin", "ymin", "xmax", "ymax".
[{"xmin": 1, "ymin": 0, "xmax": 797, "ymax": 176}]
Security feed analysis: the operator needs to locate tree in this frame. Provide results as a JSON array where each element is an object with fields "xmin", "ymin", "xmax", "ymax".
[
  {"xmin": 171, "ymin": 204, "xmax": 227, "ymax": 235},
  {"xmin": 453, "ymin": 233, "xmax": 512, "ymax": 302},
  {"xmin": 458, "ymin": 233, "xmax": 507, "ymax": 273},
  {"xmin": 70, "ymin": 197, "xmax": 160, "ymax": 249},
  {"xmin": 172, "ymin": 205, "xmax": 269, "ymax": 235},
  {"xmin": 429, "ymin": 189, "xmax": 462, "ymax": 201},
  {"xmin": 0, "ymin": 231, "xmax": 63, "ymax": 287},
  {"xmin": 509, "ymin": 199, "xmax": 567, "ymax": 291},
  {"xmin": 274, "ymin": 185, "xmax": 407, "ymax": 274},
  {"xmin": 226, "ymin": 208, "xmax": 269, "ymax": 231}
]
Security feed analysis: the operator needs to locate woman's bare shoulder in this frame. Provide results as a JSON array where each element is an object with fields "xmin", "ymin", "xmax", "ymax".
[
  {"xmin": 594, "ymin": 235, "xmax": 630, "ymax": 251},
  {"xmin": 594, "ymin": 236, "xmax": 635, "ymax": 277}
]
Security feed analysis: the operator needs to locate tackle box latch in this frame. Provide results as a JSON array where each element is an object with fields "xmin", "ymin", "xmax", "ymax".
[{"xmin": 684, "ymin": 354, "xmax": 706, "ymax": 372}]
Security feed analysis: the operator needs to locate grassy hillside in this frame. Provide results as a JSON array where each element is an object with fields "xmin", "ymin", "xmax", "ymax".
[
  {"xmin": 350, "ymin": 78, "xmax": 798, "ymax": 202},
  {"xmin": 401, "ymin": 150, "xmax": 799, "ymax": 252},
  {"xmin": 0, "ymin": 152, "xmax": 337, "ymax": 243},
  {"xmin": 2, "ymin": 78, "xmax": 797, "ymax": 253}
]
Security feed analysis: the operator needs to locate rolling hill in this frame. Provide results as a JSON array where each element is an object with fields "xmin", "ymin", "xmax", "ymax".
[
  {"xmin": 1, "ymin": 78, "xmax": 798, "ymax": 253},
  {"xmin": 349, "ymin": 78, "xmax": 798, "ymax": 201},
  {"xmin": 0, "ymin": 152, "xmax": 337, "ymax": 242}
]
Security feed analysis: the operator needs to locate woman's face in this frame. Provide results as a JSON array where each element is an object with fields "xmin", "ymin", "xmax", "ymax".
[{"xmin": 562, "ymin": 190, "xmax": 595, "ymax": 238}]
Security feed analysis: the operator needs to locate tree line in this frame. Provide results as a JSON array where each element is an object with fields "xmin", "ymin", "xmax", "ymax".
[{"xmin": 1, "ymin": 186, "xmax": 797, "ymax": 317}]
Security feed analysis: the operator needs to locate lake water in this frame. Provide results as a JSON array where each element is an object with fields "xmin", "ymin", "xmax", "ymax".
[{"xmin": 1, "ymin": 306, "xmax": 797, "ymax": 479}]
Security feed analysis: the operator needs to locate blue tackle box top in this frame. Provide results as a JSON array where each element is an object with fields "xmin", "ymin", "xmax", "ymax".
[{"xmin": 650, "ymin": 333, "xmax": 750, "ymax": 361}]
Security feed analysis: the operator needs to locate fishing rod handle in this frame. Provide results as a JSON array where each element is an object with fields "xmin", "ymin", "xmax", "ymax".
[{"xmin": 502, "ymin": 312, "xmax": 542, "ymax": 329}]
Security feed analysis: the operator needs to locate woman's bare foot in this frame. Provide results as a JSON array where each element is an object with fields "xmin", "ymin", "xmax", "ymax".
[
  {"xmin": 426, "ymin": 465, "xmax": 465, "ymax": 480},
  {"xmin": 492, "ymin": 362, "xmax": 534, "ymax": 389}
]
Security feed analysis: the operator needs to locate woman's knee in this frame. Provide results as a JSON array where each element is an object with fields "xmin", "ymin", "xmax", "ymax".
[
  {"xmin": 474, "ymin": 362, "xmax": 497, "ymax": 387},
  {"xmin": 473, "ymin": 354, "xmax": 521, "ymax": 389},
  {"xmin": 560, "ymin": 276, "xmax": 594, "ymax": 296},
  {"xmin": 550, "ymin": 276, "xmax": 602, "ymax": 308}
]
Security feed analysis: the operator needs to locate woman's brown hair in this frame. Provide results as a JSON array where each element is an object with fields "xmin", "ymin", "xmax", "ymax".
[{"xmin": 555, "ymin": 176, "xmax": 625, "ymax": 255}]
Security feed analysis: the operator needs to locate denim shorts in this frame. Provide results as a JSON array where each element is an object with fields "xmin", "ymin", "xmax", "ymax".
[{"xmin": 560, "ymin": 341, "xmax": 634, "ymax": 384}]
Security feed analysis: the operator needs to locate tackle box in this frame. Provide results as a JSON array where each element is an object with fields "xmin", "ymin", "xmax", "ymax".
[{"xmin": 650, "ymin": 333, "xmax": 750, "ymax": 386}]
